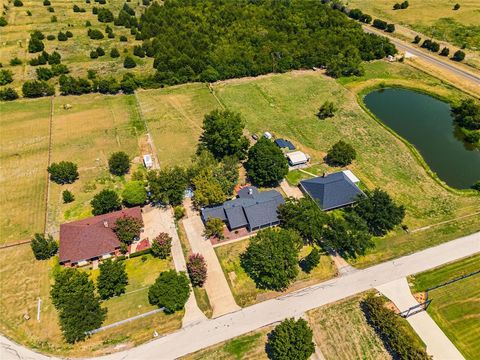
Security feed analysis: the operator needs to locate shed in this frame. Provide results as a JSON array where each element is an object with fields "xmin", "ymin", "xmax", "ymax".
[
  {"xmin": 286, "ymin": 151, "xmax": 309, "ymax": 166},
  {"xmin": 274, "ymin": 138, "xmax": 296, "ymax": 151},
  {"xmin": 342, "ymin": 170, "xmax": 360, "ymax": 184},
  {"xmin": 143, "ymin": 154, "xmax": 153, "ymax": 169},
  {"xmin": 264, "ymin": 132, "xmax": 273, "ymax": 140}
]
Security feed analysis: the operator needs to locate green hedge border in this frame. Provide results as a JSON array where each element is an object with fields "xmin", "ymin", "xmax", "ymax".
[{"xmin": 356, "ymin": 83, "xmax": 479, "ymax": 197}]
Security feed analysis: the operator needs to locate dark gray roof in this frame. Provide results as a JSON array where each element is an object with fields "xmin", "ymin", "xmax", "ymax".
[
  {"xmin": 201, "ymin": 187, "xmax": 284, "ymax": 230},
  {"xmin": 274, "ymin": 138, "xmax": 296, "ymax": 150},
  {"xmin": 300, "ymin": 172, "xmax": 364, "ymax": 211}
]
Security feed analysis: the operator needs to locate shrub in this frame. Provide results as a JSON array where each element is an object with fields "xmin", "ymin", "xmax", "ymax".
[
  {"xmin": 30, "ymin": 233, "xmax": 58, "ymax": 260},
  {"xmin": 326, "ymin": 140, "xmax": 356, "ymax": 166},
  {"xmin": 51, "ymin": 15, "xmax": 57, "ymax": 22},
  {"xmin": 413, "ymin": 35, "xmax": 421, "ymax": 44},
  {"xmin": 110, "ymin": 47, "xmax": 120, "ymax": 58},
  {"xmin": 48, "ymin": 6, "xmax": 54, "ymax": 12},
  {"xmin": 204, "ymin": 217, "xmax": 224, "ymax": 239},
  {"xmin": 87, "ymin": 69, "xmax": 96, "ymax": 79},
  {"xmin": 451, "ymin": 99, "xmax": 480, "ymax": 130},
  {"xmin": 59, "ymin": 75, "xmax": 92, "ymax": 95},
  {"xmin": 113, "ymin": 215, "xmax": 143, "ymax": 244},
  {"xmin": 123, "ymin": 55, "xmax": 136, "ymax": 68},
  {"xmin": 174, "ymin": 206, "xmax": 185, "ymax": 220},
  {"xmin": 51, "ymin": 64, "xmax": 69, "ymax": 76},
  {"xmin": 108, "ymin": 151, "xmax": 130, "ymax": 176},
  {"xmin": 148, "ymin": 270, "xmax": 190, "ymax": 314},
  {"xmin": 13, "ymin": 0, "xmax": 23, "ymax": 7},
  {"xmin": 62, "ymin": 190, "xmax": 75, "ymax": 203},
  {"xmin": 453, "ymin": 3, "xmax": 460, "ymax": 10},
  {"xmin": 91, "ymin": 189, "xmax": 122, "ymax": 215},
  {"xmin": 151, "ymin": 233, "xmax": 172, "ymax": 259},
  {"xmin": 133, "ymin": 45, "xmax": 145, "ymax": 58},
  {"xmin": 317, "ymin": 101, "xmax": 336, "ymax": 119},
  {"xmin": 22, "ymin": 80, "xmax": 54, "ymax": 98},
  {"xmin": 452, "ymin": 50, "xmax": 465, "ymax": 61},
  {"xmin": 0, "ymin": 88, "xmax": 19, "ymax": 101},
  {"xmin": 0, "ymin": 17, "xmax": 7, "ymax": 27},
  {"xmin": 26, "ymin": 10, "xmax": 32, "ymax": 16},
  {"xmin": 36, "ymin": 67, "xmax": 53, "ymax": 81},
  {"xmin": 122, "ymin": 181, "xmax": 147, "ymax": 206},
  {"xmin": 57, "ymin": 31, "xmax": 68, "ymax": 41},
  {"xmin": 97, "ymin": 8, "xmax": 114, "ymax": 22},
  {"xmin": 119, "ymin": 35, "xmax": 128, "ymax": 42},
  {"xmin": 373, "ymin": 19, "xmax": 387, "ymax": 30},
  {"xmin": 43, "ymin": 0, "xmax": 50, "ymax": 5},
  {"xmin": 386, "ymin": 24, "xmax": 395, "ymax": 33},
  {"xmin": 28, "ymin": 38, "xmax": 44, "ymax": 53},
  {"xmin": 88, "ymin": 28, "xmax": 104, "ymax": 40},
  {"xmin": 266, "ymin": 318, "xmax": 315, "ymax": 360},
  {"xmin": 97, "ymin": 259, "xmax": 128, "ymax": 300},
  {"xmin": 300, "ymin": 247, "xmax": 320, "ymax": 273},
  {"xmin": 187, "ymin": 253, "xmax": 207, "ymax": 287},
  {"xmin": 97, "ymin": 77, "xmax": 120, "ymax": 94},
  {"xmin": 90, "ymin": 50, "xmax": 98, "ymax": 59},
  {"xmin": 472, "ymin": 181, "xmax": 480, "ymax": 191},
  {"xmin": 0, "ymin": 69, "xmax": 13, "ymax": 85},
  {"xmin": 66, "ymin": 30, "xmax": 73, "ymax": 38},
  {"xmin": 47, "ymin": 161, "xmax": 79, "ymax": 184},
  {"xmin": 96, "ymin": 46, "xmax": 105, "ymax": 56},
  {"xmin": 47, "ymin": 34, "xmax": 55, "ymax": 40},
  {"xmin": 440, "ymin": 47, "xmax": 450, "ymax": 56},
  {"xmin": 10, "ymin": 57, "xmax": 22, "ymax": 66},
  {"xmin": 85, "ymin": 20, "xmax": 91, "ymax": 27},
  {"xmin": 362, "ymin": 294, "xmax": 429, "ymax": 360},
  {"xmin": 48, "ymin": 50, "xmax": 62, "ymax": 65}
]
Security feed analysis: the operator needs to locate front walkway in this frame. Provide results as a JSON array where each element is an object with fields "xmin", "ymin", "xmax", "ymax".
[
  {"xmin": 376, "ymin": 277, "xmax": 465, "ymax": 360},
  {"xmin": 182, "ymin": 211, "xmax": 240, "ymax": 318}
]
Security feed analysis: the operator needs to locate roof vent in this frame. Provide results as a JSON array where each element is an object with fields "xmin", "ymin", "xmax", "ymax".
[
  {"xmin": 103, "ymin": 220, "xmax": 109, "ymax": 228},
  {"xmin": 248, "ymin": 188, "xmax": 253, "ymax": 195}
]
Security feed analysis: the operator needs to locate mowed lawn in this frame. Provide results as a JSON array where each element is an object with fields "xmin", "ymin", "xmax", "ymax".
[
  {"xmin": 0, "ymin": 0, "xmax": 153, "ymax": 91},
  {"xmin": 346, "ymin": 0, "xmax": 480, "ymax": 49},
  {"xmin": 411, "ymin": 255, "xmax": 480, "ymax": 360},
  {"xmin": 215, "ymin": 239, "xmax": 337, "ymax": 307},
  {"xmin": 0, "ymin": 98, "xmax": 51, "ymax": 244}
]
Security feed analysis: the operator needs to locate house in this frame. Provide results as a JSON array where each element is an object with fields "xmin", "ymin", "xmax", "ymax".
[
  {"xmin": 59, "ymin": 207, "xmax": 142, "ymax": 267},
  {"xmin": 201, "ymin": 186, "xmax": 284, "ymax": 232},
  {"xmin": 286, "ymin": 151, "xmax": 310, "ymax": 166},
  {"xmin": 274, "ymin": 138, "xmax": 296, "ymax": 151},
  {"xmin": 300, "ymin": 171, "xmax": 364, "ymax": 211},
  {"xmin": 143, "ymin": 154, "xmax": 153, "ymax": 169}
]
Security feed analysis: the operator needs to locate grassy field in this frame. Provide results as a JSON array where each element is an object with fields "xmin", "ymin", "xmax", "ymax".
[
  {"xmin": 0, "ymin": 0, "xmax": 154, "ymax": 91},
  {"xmin": 0, "ymin": 245, "xmax": 182, "ymax": 357},
  {"xmin": 182, "ymin": 328, "xmax": 271, "ymax": 360},
  {"xmin": 410, "ymin": 255, "xmax": 480, "ymax": 360},
  {"xmin": 346, "ymin": 0, "xmax": 480, "ymax": 50},
  {"xmin": 215, "ymin": 239, "xmax": 337, "ymax": 307}
]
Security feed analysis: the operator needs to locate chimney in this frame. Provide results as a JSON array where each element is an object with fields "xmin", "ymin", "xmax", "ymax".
[
  {"xmin": 103, "ymin": 220, "xmax": 108, "ymax": 228},
  {"xmin": 248, "ymin": 188, "xmax": 253, "ymax": 195}
]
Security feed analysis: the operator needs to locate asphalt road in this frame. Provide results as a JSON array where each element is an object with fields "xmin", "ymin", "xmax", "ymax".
[
  {"xmin": 1, "ymin": 232, "xmax": 479, "ymax": 360},
  {"xmin": 363, "ymin": 26, "xmax": 480, "ymax": 87}
]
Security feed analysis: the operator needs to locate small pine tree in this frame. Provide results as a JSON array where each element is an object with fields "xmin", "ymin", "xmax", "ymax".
[
  {"xmin": 151, "ymin": 233, "xmax": 172, "ymax": 259},
  {"xmin": 123, "ymin": 55, "xmax": 136, "ymax": 68},
  {"xmin": 62, "ymin": 190, "xmax": 75, "ymax": 203},
  {"xmin": 30, "ymin": 233, "xmax": 58, "ymax": 260}
]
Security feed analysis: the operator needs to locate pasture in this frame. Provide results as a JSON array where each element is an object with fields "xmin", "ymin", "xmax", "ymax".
[
  {"xmin": 0, "ymin": 0, "xmax": 153, "ymax": 90},
  {"xmin": 410, "ymin": 255, "xmax": 480, "ymax": 360}
]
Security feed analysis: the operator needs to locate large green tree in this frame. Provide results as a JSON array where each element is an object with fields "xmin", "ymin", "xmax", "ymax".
[
  {"xmin": 30, "ymin": 233, "xmax": 58, "ymax": 260},
  {"xmin": 246, "ymin": 137, "xmax": 288, "ymax": 187},
  {"xmin": 266, "ymin": 318, "xmax": 315, "ymax": 360},
  {"xmin": 108, "ymin": 151, "xmax": 130, "ymax": 176},
  {"xmin": 50, "ymin": 269, "xmax": 106, "ymax": 343},
  {"xmin": 148, "ymin": 270, "xmax": 190, "ymax": 314},
  {"xmin": 113, "ymin": 215, "xmax": 143, "ymax": 245},
  {"xmin": 198, "ymin": 110, "xmax": 249, "ymax": 160},
  {"xmin": 452, "ymin": 99, "xmax": 480, "ymax": 130},
  {"xmin": 326, "ymin": 140, "xmax": 356, "ymax": 166},
  {"xmin": 241, "ymin": 228, "xmax": 302, "ymax": 291},
  {"xmin": 122, "ymin": 181, "xmax": 147, "ymax": 206},
  {"xmin": 352, "ymin": 189, "xmax": 405, "ymax": 237},
  {"xmin": 147, "ymin": 166, "xmax": 188, "ymax": 206},
  {"xmin": 192, "ymin": 168, "xmax": 227, "ymax": 207},
  {"xmin": 90, "ymin": 189, "xmax": 122, "ymax": 215},
  {"xmin": 97, "ymin": 259, "xmax": 128, "ymax": 300},
  {"xmin": 47, "ymin": 161, "xmax": 79, "ymax": 184}
]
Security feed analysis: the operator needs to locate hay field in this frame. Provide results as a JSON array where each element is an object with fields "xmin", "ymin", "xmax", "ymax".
[
  {"xmin": 411, "ymin": 255, "xmax": 480, "ymax": 360},
  {"xmin": 346, "ymin": 0, "xmax": 480, "ymax": 50},
  {"xmin": 0, "ymin": 0, "xmax": 153, "ymax": 91},
  {"xmin": 0, "ymin": 98, "xmax": 51, "ymax": 244}
]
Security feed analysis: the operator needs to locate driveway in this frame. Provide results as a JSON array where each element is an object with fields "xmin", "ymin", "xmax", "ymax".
[
  {"xmin": 279, "ymin": 180, "xmax": 303, "ymax": 199},
  {"xmin": 182, "ymin": 214, "xmax": 240, "ymax": 318},
  {"xmin": 377, "ymin": 278, "xmax": 465, "ymax": 360}
]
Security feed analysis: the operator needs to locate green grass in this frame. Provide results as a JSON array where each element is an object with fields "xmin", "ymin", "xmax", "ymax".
[
  {"xmin": 410, "ymin": 255, "xmax": 480, "ymax": 360},
  {"xmin": 215, "ymin": 239, "xmax": 337, "ymax": 307},
  {"xmin": 193, "ymin": 287, "xmax": 213, "ymax": 319}
]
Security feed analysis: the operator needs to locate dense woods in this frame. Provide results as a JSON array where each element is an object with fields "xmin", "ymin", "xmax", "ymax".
[{"xmin": 139, "ymin": 0, "xmax": 396, "ymax": 84}]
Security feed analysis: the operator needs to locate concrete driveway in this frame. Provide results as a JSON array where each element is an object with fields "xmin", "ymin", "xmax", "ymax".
[{"xmin": 182, "ymin": 214, "xmax": 240, "ymax": 318}]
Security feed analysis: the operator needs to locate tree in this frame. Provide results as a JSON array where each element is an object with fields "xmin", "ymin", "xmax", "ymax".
[
  {"xmin": 323, "ymin": 213, "xmax": 373, "ymax": 258},
  {"xmin": 113, "ymin": 215, "xmax": 143, "ymax": 245},
  {"xmin": 353, "ymin": 189, "xmax": 405, "ymax": 236},
  {"xmin": 187, "ymin": 253, "xmax": 207, "ymax": 287},
  {"xmin": 123, "ymin": 55, "xmax": 136, "ymax": 68},
  {"xmin": 87, "ymin": 28, "xmax": 104, "ymax": 40},
  {"xmin": 0, "ymin": 17, "xmax": 7, "ymax": 27},
  {"xmin": 317, "ymin": 101, "xmax": 336, "ymax": 119},
  {"xmin": 204, "ymin": 217, "xmax": 224, "ymax": 239},
  {"xmin": 241, "ymin": 228, "xmax": 302, "ymax": 291},
  {"xmin": 373, "ymin": 19, "xmax": 388, "ymax": 30},
  {"xmin": 300, "ymin": 247, "xmax": 320, "ymax": 273},
  {"xmin": 30, "ymin": 233, "xmax": 58, "ymax": 260},
  {"xmin": 472, "ymin": 181, "xmax": 480, "ymax": 191},
  {"xmin": 108, "ymin": 151, "xmax": 130, "ymax": 176},
  {"xmin": 192, "ymin": 169, "xmax": 227, "ymax": 207},
  {"xmin": 147, "ymin": 166, "xmax": 188, "ymax": 206},
  {"xmin": 13, "ymin": 0, "xmax": 23, "ymax": 7},
  {"xmin": 51, "ymin": 268, "xmax": 106, "ymax": 343},
  {"xmin": 110, "ymin": 47, "xmax": 120, "ymax": 58},
  {"xmin": 22, "ymin": 80, "xmax": 54, "ymax": 98},
  {"xmin": 386, "ymin": 24, "xmax": 395, "ymax": 33},
  {"xmin": 326, "ymin": 140, "xmax": 356, "ymax": 166},
  {"xmin": 97, "ymin": 259, "xmax": 128, "ymax": 300},
  {"xmin": 148, "ymin": 270, "xmax": 190, "ymax": 314},
  {"xmin": 28, "ymin": 37, "xmax": 44, "ymax": 53},
  {"xmin": 246, "ymin": 137, "xmax": 288, "ymax": 187},
  {"xmin": 91, "ymin": 189, "xmax": 121, "ymax": 215},
  {"xmin": 96, "ymin": 47, "xmax": 105, "ymax": 56},
  {"xmin": 413, "ymin": 35, "xmax": 421, "ymax": 44},
  {"xmin": 151, "ymin": 233, "xmax": 172, "ymax": 259},
  {"xmin": 451, "ymin": 99, "xmax": 480, "ymax": 130},
  {"xmin": 453, "ymin": 3, "xmax": 460, "ymax": 10},
  {"xmin": 97, "ymin": 8, "xmax": 114, "ymax": 23},
  {"xmin": 36, "ymin": 67, "xmax": 53, "ymax": 81},
  {"xmin": 440, "ymin": 47, "xmax": 450, "ymax": 56},
  {"xmin": 198, "ymin": 110, "xmax": 249, "ymax": 160},
  {"xmin": 122, "ymin": 181, "xmax": 147, "ymax": 206},
  {"xmin": 133, "ymin": 45, "xmax": 145, "ymax": 58},
  {"xmin": 62, "ymin": 190, "xmax": 75, "ymax": 203},
  {"xmin": 0, "ymin": 88, "xmax": 19, "ymax": 101},
  {"xmin": 57, "ymin": 31, "xmax": 68, "ymax": 41},
  {"xmin": 47, "ymin": 161, "xmax": 79, "ymax": 184},
  {"xmin": 266, "ymin": 318, "xmax": 315, "ymax": 360},
  {"xmin": 393, "ymin": 3, "xmax": 401, "ymax": 10},
  {"xmin": 277, "ymin": 197, "xmax": 328, "ymax": 244},
  {"xmin": 452, "ymin": 50, "xmax": 465, "ymax": 62},
  {"xmin": 0, "ymin": 69, "xmax": 13, "ymax": 85}
]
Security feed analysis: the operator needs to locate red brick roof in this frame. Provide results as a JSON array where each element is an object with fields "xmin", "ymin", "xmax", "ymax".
[{"xmin": 59, "ymin": 207, "xmax": 142, "ymax": 264}]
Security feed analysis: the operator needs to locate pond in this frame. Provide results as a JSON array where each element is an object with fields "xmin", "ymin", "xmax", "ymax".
[{"xmin": 363, "ymin": 88, "xmax": 480, "ymax": 189}]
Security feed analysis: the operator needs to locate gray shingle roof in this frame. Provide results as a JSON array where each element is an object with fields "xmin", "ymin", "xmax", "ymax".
[{"xmin": 300, "ymin": 172, "xmax": 364, "ymax": 211}]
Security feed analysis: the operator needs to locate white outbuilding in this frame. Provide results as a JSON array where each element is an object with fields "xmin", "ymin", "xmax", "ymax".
[
  {"xmin": 264, "ymin": 132, "xmax": 273, "ymax": 140},
  {"xmin": 342, "ymin": 169, "xmax": 360, "ymax": 184},
  {"xmin": 286, "ymin": 151, "xmax": 310, "ymax": 166},
  {"xmin": 143, "ymin": 154, "xmax": 153, "ymax": 169}
]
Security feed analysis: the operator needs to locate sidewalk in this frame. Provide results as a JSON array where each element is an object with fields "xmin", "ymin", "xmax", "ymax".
[
  {"xmin": 376, "ymin": 278, "xmax": 465, "ymax": 360},
  {"xmin": 182, "ymin": 213, "xmax": 240, "ymax": 318}
]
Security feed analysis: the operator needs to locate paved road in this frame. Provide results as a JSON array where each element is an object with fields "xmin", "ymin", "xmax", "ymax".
[
  {"xmin": 363, "ymin": 26, "xmax": 480, "ymax": 87},
  {"xmin": 2, "ymin": 232, "xmax": 478, "ymax": 360},
  {"xmin": 377, "ymin": 278, "xmax": 465, "ymax": 359}
]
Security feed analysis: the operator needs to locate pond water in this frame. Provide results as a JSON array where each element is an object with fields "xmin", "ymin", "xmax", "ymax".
[{"xmin": 363, "ymin": 88, "xmax": 480, "ymax": 189}]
